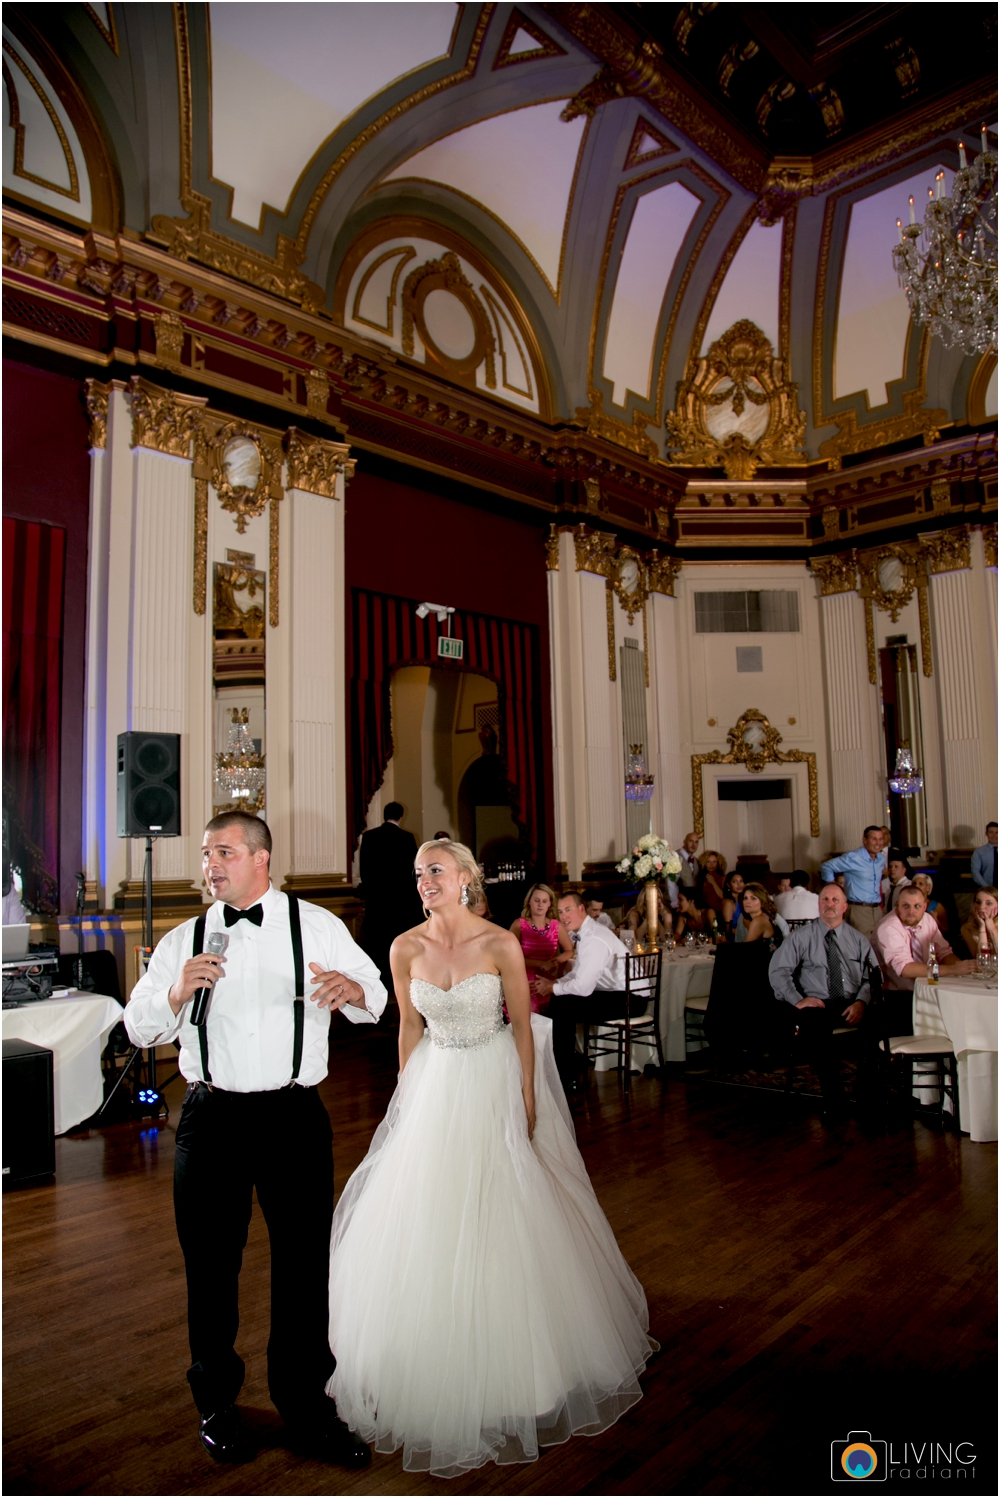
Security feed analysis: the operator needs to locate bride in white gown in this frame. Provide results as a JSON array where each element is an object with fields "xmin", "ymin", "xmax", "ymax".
[{"xmin": 327, "ymin": 840, "xmax": 657, "ymax": 1478}]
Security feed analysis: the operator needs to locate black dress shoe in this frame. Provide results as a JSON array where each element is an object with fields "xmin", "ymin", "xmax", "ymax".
[
  {"xmin": 286, "ymin": 1411, "xmax": 372, "ymax": 1468},
  {"xmin": 199, "ymin": 1406, "xmax": 245, "ymax": 1462}
]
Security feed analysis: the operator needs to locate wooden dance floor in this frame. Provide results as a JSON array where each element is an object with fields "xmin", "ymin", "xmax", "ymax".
[{"xmin": 3, "ymin": 1012, "xmax": 996, "ymax": 1496}]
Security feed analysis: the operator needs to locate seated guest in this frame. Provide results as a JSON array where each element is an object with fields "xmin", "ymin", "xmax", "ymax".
[
  {"xmin": 960, "ymin": 886, "xmax": 998, "ymax": 959},
  {"xmin": 470, "ymin": 893, "xmax": 494, "ymax": 922},
  {"xmin": 510, "ymin": 883, "xmax": 574, "ymax": 1012},
  {"xmin": 911, "ymin": 873, "xmax": 948, "ymax": 937},
  {"xmin": 777, "ymin": 876, "xmax": 792, "ymax": 894},
  {"xmin": 433, "ymin": 830, "xmax": 451, "ymax": 842},
  {"xmin": 534, "ymin": 892, "xmax": 634, "ymax": 1093},
  {"xmin": 721, "ymin": 871, "xmax": 745, "ymax": 940},
  {"xmin": 674, "ymin": 890, "xmax": 711, "ymax": 942},
  {"xmin": 584, "ymin": 891, "xmax": 616, "ymax": 930},
  {"xmin": 769, "ymin": 884, "xmax": 880, "ymax": 1119},
  {"xmin": 735, "ymin": 883, "xmax": 779, "ymax": 945},
  {"xmin": 775, "ymin": 870, "xmax": 820, "ymax": 923},
  {"xmin": 697, "ymin": 851, "xmax": 727, "ymax": 917},
  {"xmin": 971, "ymin": 822, "xmax": 998, "ymax": 889},
  {"xmin": 625, "ymin": 884, "xmax": 672, "ymax": 942},
  {"xmin": 874, "ymin": 886, "xmax": 973, "ymax": 991},
  {"xmin": 881, "ymin": 850, "xmax": 913, "ymax": 914}
]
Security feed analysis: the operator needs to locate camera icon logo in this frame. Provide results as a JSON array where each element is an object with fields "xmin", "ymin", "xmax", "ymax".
[{"xmin": 831, "ymin": 1432, "xmax": 887, "ymax": 1481}]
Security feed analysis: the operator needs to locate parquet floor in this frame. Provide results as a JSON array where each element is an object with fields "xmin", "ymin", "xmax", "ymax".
[{"xmin": 3, "ymin": 1013, "xmax": 996, "ymax": 1497}]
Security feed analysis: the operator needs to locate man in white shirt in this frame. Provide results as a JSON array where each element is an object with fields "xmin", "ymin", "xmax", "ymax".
[
  {"xmin": 534, "ymin": 891, "xmax": 638, "ymax": 1093},
  {"xmin": 126, "ymin": 811, "xmax": 385, "ymax": 1467},
  {"xmin": 585, "ymin": 893, "xmax": 616, "ymax": 930},
  {"xmin": 774, "ymin": 870, "xmax": 820, "ymax": 923}
]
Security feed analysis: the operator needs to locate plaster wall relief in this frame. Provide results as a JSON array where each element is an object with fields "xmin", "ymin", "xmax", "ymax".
[{"xmin": 2, "ymin": 24, "xmax": 93, "ymax": 223}]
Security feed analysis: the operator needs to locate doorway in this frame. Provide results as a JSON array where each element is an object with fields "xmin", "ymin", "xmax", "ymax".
[{"xmin": 716, "ymin": 778, "xmax": 793, "ymax": 869}]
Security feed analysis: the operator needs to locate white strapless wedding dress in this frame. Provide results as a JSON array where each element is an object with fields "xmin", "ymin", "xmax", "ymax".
[{"xmin": 327, "ymin": 974, "xmax": 657, "ymax": 1478}]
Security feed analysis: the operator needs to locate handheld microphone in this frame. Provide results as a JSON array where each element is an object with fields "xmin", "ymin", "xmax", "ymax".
[{"xmin": 191, "ymin": 930, "xmax": 228, "ymax": 1027}]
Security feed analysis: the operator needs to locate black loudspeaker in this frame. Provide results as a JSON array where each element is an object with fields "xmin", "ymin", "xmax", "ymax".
[
  {"xmin": 2, "ymin": 1039, "xmax": 55, "ymax": 1187},
  {"xmin": 117, "ymin": 731, "xmax": 181, "ymax": 837}
]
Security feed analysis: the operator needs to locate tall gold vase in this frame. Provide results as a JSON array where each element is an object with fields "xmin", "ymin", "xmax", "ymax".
[{"xmin": 644, "ymin": 881, "xmax": 660, "ymax": 949}]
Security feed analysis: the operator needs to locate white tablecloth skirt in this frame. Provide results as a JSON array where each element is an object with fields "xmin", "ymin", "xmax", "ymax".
[
  {"xmin": 2, "ymin": 992, "xmax": 123, "ymax": 1134},
  {"xmin": 591, "ymin": 953, "xmax": 716, "ymax": 1071},
  {"xmin": 912, "ymin": 977, "xmax": 998, "ymax": 1143}
]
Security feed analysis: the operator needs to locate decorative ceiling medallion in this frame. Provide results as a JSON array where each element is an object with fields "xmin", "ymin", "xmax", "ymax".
[
  {"xmin": 492, "ymin": 10, "xmax": 565, "ymax": 69},
  {"xmin": 691, "ymin": 709, "xmax": 820, "ymax": 838},
  {"xmin": 401, "ymin": 251, "xmax": 496, "ymax": 388},
  {"xmin": 665, "ymin": 320, "xmax": 807, "ymax": 481},
  {"xmin": 624, "ymin": 117, "xmax": 678, "ymax": 169}
]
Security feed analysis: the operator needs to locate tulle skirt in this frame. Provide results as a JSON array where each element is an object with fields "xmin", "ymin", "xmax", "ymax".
[{"xmin": 327, "ymin": 1015, "xmax": 657, "ymax": 1478}]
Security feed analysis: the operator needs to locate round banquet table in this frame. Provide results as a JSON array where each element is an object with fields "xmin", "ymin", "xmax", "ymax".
[
  {"xmin": 912, "ymin": 975, "xmax": 998, "ymax": 1142},
  {"xmin": 2, "ymin": 992, "xmax": 122, "ymax": 1135},
  {"xmin": 592, "ymin": 950, "xmax": 715, "ymax": 1071}
]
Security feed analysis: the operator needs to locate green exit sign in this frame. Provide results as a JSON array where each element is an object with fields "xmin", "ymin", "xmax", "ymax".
[{"xmin": 438, "ymin": 636, "xmax": 464, "ymax": 660}]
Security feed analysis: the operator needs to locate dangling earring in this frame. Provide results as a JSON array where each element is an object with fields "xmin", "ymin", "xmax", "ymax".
[{"xmin": 460, "ymin": 885, "xmax": 470, "ymax": 906}]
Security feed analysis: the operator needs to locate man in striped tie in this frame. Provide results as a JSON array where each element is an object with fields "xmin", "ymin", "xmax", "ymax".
[{"xmin": 769, "ymin": 884, "xmax": 878, "ymax": 1122}]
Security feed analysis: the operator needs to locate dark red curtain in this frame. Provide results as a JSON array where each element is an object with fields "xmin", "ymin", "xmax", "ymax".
[
  {"xmin": 3, "ymin": 518, "xmax": 65, "ymax": 910},
  {"xmin": 350, "ymin": 589, "xmax": 543, "ymax": 861}
]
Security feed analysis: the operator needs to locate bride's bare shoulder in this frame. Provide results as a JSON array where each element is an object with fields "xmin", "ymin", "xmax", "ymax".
[
  {"xmin": 391, "ymin": 926, "xmax": 428, "ymax": 961},
  {"xmin": 480, "ymin": 925, "xmax": 522, "ymax": 961}
]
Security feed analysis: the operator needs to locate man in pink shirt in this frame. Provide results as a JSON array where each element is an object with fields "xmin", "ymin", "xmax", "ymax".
[{"xmin": 874, "ymin": 886, "xmax": 975, "ymax": 993}]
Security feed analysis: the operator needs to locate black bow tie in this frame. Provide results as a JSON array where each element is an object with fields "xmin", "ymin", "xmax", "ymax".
[{"xmin": 223, "ymin": 903, "xmax": 263, "ymax": 927}]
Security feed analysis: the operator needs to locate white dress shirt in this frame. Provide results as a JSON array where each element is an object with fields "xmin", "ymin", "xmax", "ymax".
[
  {"xmin": 125, "ymin": 884, "xmax": 386, "ymax": 1091},
  {"xmin": 552, "ymin": 916, "xmax": 627, "ymax": 997},
  {"xmin": 775, "ymin": 887, "xmax": 820, "ymax": 921}
]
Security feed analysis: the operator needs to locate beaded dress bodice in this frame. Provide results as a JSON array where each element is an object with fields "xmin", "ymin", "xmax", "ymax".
[{"xmin": 410, "ymin": 973, "xmax": 505, "ymax": 1050}]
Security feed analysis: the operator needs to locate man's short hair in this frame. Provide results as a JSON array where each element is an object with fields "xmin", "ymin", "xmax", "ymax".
[
  {"xmin": 384, "ymin": 802, "xmax": 404, "ymax": 822},
  {"xmin": 988, "ymin": 822, "xmax": 998, "ymax": 832},
  {"xmin": 897, "ymin": 885, "xmax": 927, "ymax": 905},
  {"xmin": 205, "ymin": 811, "xmax": 271, "ymax": 857},
  {"xmin": 862, "ymin": 825, "xmax": 882, "ymax": 840},
  {"xmin": 558, "ymin": 889, "xmax": 586, "ymax": 908},
  {"xmin": 790, "ymin": 869, "xmax": 809, "ymax": 888},
  {"xmin": 819, "ymin": 882, "xmax": 847, "ymax": 899},
  {"xmin": 584, "ymin": 888, "xmax": 602, "ymax": 904}
]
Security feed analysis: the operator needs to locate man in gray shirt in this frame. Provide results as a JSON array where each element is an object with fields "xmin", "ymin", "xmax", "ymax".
[{"xmin": 769, "ymin": 883, "xmax": 879, "ymax": 1119}]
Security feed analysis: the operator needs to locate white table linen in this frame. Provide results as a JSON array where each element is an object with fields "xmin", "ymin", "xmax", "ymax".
[
  {"xmin": 2, "ymin": 992, "xmax": 122, "ymax": 1134},
  {"xmin": 591, "ymin": 952, "xmax": 716, "ymax": 1071},
  {"xmin": 912, "ymin": 976, "xmax": 998, "ymax": 1142}
]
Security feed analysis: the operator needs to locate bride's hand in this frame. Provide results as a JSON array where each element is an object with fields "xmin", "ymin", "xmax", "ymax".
[{"xmin": 523, "ymin": 1087, "xmax": 536, "ymax": 1142}]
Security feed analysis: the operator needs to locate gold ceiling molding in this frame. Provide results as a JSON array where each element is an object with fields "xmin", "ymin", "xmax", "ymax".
[
  {"xmin": 922, "ymin": 525, "xmax": 971, "ymax": 575},
  {"xmin": 624, "ymin": 117, "xmax": 678, "ymax": 168},
  {"xmin": 285, "ymin": 427, "xmax": 355, "ymax": 498},
  {"xmin": 573, "ymin": 388, "xmax": 658, "ymax": 461},
  {"xmin": 818, "ymin": 388, "xmax": 948, "ymax": 471},
  {"xmin": 401, "ymin": 251, "xmax": 496, "ymax": 388},
  {"xmin": 84, "ymin": 3, "xmax": 118, "ymax": 54},
  {"xmin": 492, "ymin": 9, "xmax": 565, "ymax": 69},
  {"xmin": 83, "ymin": 377, "xmax": 110, "ymax": 448},
  {"xmin": 691, "ymin": 709, "xmax": 819, "ymax": 839},
  {"xmin": 983, "ymin": 524, "xmax": 997, "ymax": 570},
  {"xmin": 967, "ymin": 353, "xmax": 997, "ymax": 427},
  {"xmin": 2, "ymin": 41, "xmax": 80, "ymax": 202},
  {"xmin": 666, "ymin": 320, "xmax": 807, "ymax": 481},
  {"xmin": 686, "ymin": 205, "xmax": 758, "ymax": 372},
  {"xmin": 810, "ymin": 552, "xmax": 858, "ymax": 596},
  {"xmin": 857, "ymin": 540, "xmax": 931, "ymax": 681},
  {"xmin": 127, "ymin": 376, "xmax": 206, "ymax": 456}
]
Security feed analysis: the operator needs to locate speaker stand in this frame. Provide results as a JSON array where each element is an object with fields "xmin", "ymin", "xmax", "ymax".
[{"xmin": 142, "ymin": 834, "xmax": 155, "ymax": 1091}]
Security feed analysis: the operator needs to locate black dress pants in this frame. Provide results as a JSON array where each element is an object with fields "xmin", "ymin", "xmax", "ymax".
[
  {"xmin": 173, "ymin": 1083, "xmax": 336, "ymax": 1419},
  {"xmin": 549, "ymin": 990, "xmax": 646, "ymax": 1089},
  {"xmin": 794, "ymin": 1002, "xmax": 880, "ymax": 1104}
]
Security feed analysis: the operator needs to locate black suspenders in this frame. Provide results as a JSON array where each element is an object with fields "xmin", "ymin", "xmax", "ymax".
[{"xmin": 190, "ymin": 894, "xmax": 306, "ymax": 1086}]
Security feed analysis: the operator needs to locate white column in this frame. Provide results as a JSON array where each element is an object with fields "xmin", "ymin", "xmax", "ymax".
[
  {"xmin": 818, "ymin": 591, "xmax": 884, "ymax": 849},
  {"xmin": 83, "ymin": 433, "xmax": 109, "ymax": 899},
  {"xmin": 581, "ymin": 571, "xmax": 624, "ymax": 864},
  {"xmin": 646, "ymin": 592, "xmax": 686, "ymax": 844},
  {"xmin": 930, "ymin": 567, "xmax": 988, "ymax": 843}
]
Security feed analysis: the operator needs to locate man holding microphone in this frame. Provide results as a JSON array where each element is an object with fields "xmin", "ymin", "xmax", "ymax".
[{"xmin": 126, "ymin": 811, "xmax": 385, "ymax": 1467}]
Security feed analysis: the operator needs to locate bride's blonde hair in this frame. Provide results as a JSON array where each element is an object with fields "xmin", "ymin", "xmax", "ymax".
[{"xmin": 415, "ymin": 839, "xmax": 485, "ymax": 909}]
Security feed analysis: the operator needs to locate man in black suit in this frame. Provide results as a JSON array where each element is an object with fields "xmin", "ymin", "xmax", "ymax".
[{"xmin": 358, "ymin": 802, "xmax": 423, "ymax": 992}]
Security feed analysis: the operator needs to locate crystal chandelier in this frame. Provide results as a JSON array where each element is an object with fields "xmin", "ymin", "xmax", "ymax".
[
  {"xmin": 625, "ymin": 744, "xmax": 655, "ymax": 802},
  {"xmin": 215, "ymin": 707, "xmax": 266, "ymax": 809},
  {"xmin": 888, "ymin": 744, "xmax": 924, "ymax": 798},
  {"xmin": 892, "ymin": 129, "xmax": 998, "ymax": 357}
]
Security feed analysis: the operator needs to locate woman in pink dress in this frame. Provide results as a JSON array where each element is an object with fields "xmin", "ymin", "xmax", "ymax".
[{"xmin": 510, "ymin": 884, "xmax": 574, "ymax": 1013}]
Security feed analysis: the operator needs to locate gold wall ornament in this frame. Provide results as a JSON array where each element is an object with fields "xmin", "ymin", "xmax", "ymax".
[
  {"xmin": 269, "ymin": 497, "xmax": 280, "ymax": 627},
  {"xmin": 922, "ymin": 525, "xmax": 971, "ymax": 574},
  {"xmin": 983, "ymin": 523, "xmax": 997, "ymax": 569},
  {"xmin": 690, "ymin": 709, "xmax": 820, "ymax": 839},
  {"xmin": 544, "ymin": 524, "xmax": 560, "ymax": 571},
  {"xmin": 857, "ymin": 540, "xmax": 932, "ymax": 677},
  {"xmin": 573, "ymin": 525, "xmax": 618, "ymax": 579},
  {"xmin": 809, "ymin": 552, "xmax": 858, "ymax": 595},
  {"xmin": 153, "ymin": 311, "xmax": 185, "ymax": 369},
  {"xmin": 647, "ymin": 552, "xmax": 680, "ymax": 597},
  {"xmin": 304, "ymin": 368, "xmax": 330, "ymax": 419},
  {"xmin": 401, "ymin": 252, "xmax": 496, "ymax": 388},
  {"xmin": 863, "ymin": 596, "xmax": 877, "ymax": 685},
  {"xmin": 665, "ymin": 320, "xmax": 807, "ymax": 481},
  {"xmin": 127, "ymin": 377, "xmax": 205, "ymax": 457},
  {"xmin": 284, "ymin": 427, "xmax": 355, "ymax": 499},
  {"xmin": 83, "ymin": 377, "xmax": 109, "ymax": 448},
  {"xmin": 572, "ymin": 388, "xmax": 659, "ymax": 461},
  {"xmin": 193, "ymin": 477, "xmax": 208, "ymax": 616},
  {"xmin": 611, "ymin": 546, "xmax": 647, "ymax": 625},
  {"xmin": 821, "ymin": 504, "xmax": 840, "ymax": 539},
  {"xmin": 929, "ymin": 477, "xmax": 951, "ymax": 514},
  {"xmin": 207, "ymin": 420, "xmax": 282, "ymax": 534},
  {"xmin": 213, "ymin": 561, "xmax": 266, "ymax": 639}
]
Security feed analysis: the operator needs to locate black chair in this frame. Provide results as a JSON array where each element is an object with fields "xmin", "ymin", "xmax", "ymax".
[
  {"xmin": 783, "ymin": 961, "xmax": 885, "ymax": 1103},
  {"xmin": 703, "ymin": 942, "xmax": 787, "ymax": 1076},
  {"xmin": 587, "ymin": 952, "xmax": 663, "ymax": 1092}
]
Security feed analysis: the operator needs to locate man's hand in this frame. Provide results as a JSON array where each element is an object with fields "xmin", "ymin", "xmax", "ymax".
[
  {"xmin": 168, "ymin": 954, "xmax": 225, "ymax": 1015},
  {"xmin": 944, "ymin": 958, "xmax": 977, "ymax": 976},
  {"xmin": 795, "ymin": 997, "xmax": 826, "ymax": 1009},
  {"xmin": 308, "ymin": 962, "xmax": 367, "ymax": 1012},
  {"xmin": 841, "ymin": 1001, "xmax": 866, "ymax": 1025},
  {"xmin": 534, "ymin": 976, "xmax": 554, "ymax": 998}
]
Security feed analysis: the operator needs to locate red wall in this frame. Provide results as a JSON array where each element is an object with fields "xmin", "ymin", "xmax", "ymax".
[
  {"xmin": 3, "ymin": 360, "xmax": 91, "ymax": 914},
  {"xmin": 344, "ymin": 468, "xmax": 555, "ymax": 872}
]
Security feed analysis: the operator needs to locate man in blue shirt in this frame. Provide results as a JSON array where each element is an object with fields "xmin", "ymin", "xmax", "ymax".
[
  {"xmin": 971, "ymin": 823, "xmax": 998, "ymax": 889},
  {"xmin": 819, "ymin": 825, "xmax": 886, "ymax": 937}
]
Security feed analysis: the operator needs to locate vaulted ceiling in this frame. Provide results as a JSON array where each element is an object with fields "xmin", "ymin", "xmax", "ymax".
[{"xmin": 4, "ymin": 2, "xmax": 997, "ymax": 485}]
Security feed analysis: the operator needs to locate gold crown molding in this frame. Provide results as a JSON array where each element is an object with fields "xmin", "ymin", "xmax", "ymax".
[
  {"xmin": 691, "ymin": 709, "xmax": 819, "ymax": 839},
  {"xmin": 2, "ymin": 42, "xmax": 80, "ymax": 203},
  {"xmin": 493, "ymin": 9, "xmax": 566, "ymax": 69},
  {"xmin": 818, "ymin": 388, "xmax": 948, "ymax": 471},
  {"xmin": 983, "ymin": 524, "xmax": 997, "ymax": 569},
  {"xmin": 778, "ymin": 204, "xmax": 796, "ymax": 367},
  {"xmin": 810, "ymin": 551, "xmax": 858, "ymax": 595},
  {"xmin": 127, "ymin": 375, "xmax": 206, "ymax": 456},
  {"xmin": 285, "ymin": 426, "xmax": 355, "ymax": 498},
  {"xmin": 666, "ymin": 320, "xmax": 807, "ymax": 480},
  {"xmin": 922, "ymin": 524, "xmax": 971, "ymax": 575},
  {"xmin": 544, "ymin": 524, "xmax": 560, "ymax": 570},
  {"xmin": 573, "ymin": 388, "xmax": 658, "ymax": 461},
  {"xmin": 83, "ymin": 377, "xmax": 109, "ymax": 448}
]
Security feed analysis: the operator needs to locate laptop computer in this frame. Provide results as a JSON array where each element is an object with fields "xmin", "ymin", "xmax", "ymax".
[{"xmin": 2, "ymin": 924, "xmax": 31, "ymax": 961}]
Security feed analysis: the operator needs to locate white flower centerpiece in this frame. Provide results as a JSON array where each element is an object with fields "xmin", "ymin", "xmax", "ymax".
[{"xmin": 616, "ymin": 836, "xmax": 681, "ymax": 948}]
